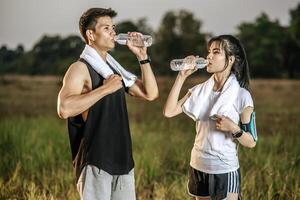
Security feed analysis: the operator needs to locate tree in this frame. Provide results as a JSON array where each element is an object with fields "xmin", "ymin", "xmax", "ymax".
[
  {"xmin": 30, "ymin": 35, "xmax": 84, "ymax": 75},
  {"xmin": 57, "ymin": 35, "xmax": 85, "ymax": 74},
  {"xmin": 153, "ymin": 10, "xmax": 207, "ymax": 75},
  {"xmin": 31, "ymin": 35, "xmax": 62, "ymax": 74},
  {"xmin": 0, "ymin": 45, "xmax": 25, "ymax": 74},
  {"xmin": 136, "ymin": 17, "xmax": 154, "ymax": 36},
  {"xmin": 290, "ymin": 3, "xmax": 300, "ymax": 47},
  {"xmin": 285, "ymin": 3, "xmax": 300, "ymax": 78},
  {"xmin": 237, "ymin": 13, "xmax": 286, "ymax": 78}
]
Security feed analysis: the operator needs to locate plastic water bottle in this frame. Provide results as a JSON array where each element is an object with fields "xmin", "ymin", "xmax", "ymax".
[
  {"xmin": 170, "ymin": 57, "xmax": 208, "ymax": 71},
  {"xmin": 114, "ymin": 33, "xmax": 153, "ymax": 47}
]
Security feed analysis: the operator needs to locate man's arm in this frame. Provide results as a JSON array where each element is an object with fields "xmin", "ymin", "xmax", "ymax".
[
  {"xmin": 128, "ymin": 61, "xmax": 159, "ymax": 101},
  {"xmin": 57, "ymin": 61, "xmax": 123, "ymax": 119},
  {"xmin": 126, "ymin": 32, "xmax": 159, "ymax": 101}
]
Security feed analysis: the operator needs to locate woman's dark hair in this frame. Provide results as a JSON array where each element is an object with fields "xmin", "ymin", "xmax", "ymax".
[
  {"xmin": 79, "ymin": 8, "xmax": 117, "ymax": 43},
  {"xmin": 208, "ymin": 35, "xmax": 250, "ymax": 90}
]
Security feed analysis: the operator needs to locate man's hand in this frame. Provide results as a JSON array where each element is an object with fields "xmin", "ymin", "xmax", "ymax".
[
  {"xmin": 103, "ymin": 75, "xmax": 123, "ymax": 94},
  {"xmin": 126, "ymin": 32, "xmax": 148, "ymax": 60}
]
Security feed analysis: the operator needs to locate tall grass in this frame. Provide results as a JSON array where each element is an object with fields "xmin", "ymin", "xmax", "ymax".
[
  {"xmin": 0, "ymin": 117, "xmax": 77, "ymax": 200},
  {"xmin": 0, "ymin": 76, "xmax": 299, "ymax": 199}
]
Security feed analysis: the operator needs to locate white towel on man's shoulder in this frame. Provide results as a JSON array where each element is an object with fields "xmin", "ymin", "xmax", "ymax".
[
  {"xmin": 182, "ymin": 74, "xmax": 240, "ymax": 121},
  {"xmin": 80, "ymin": 45, "xmax": 137, "ymax": 87}
]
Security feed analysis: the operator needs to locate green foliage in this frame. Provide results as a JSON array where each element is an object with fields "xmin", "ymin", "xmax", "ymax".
[
  {"xmin": 0, "ymin": 45, "xmax": 25, "ymax": 74},
  {"xmin": 289, "ymin": 3, "xmax": 300, "ymax": 47},
  {"xmin": 31, "ymin": 35, "xmax": 84, "ymax": 75},
  {"xmin": 237, "ymin": 13, "xmax": 286, "ymax": 78},
  {"xmin": 0, "ymin": 76, "xmax": 299, "ymax": 199},
  {"xmin": 286, "ymin": 4, "xmax": 300, "ymax": 79},
  {"xmin": 1, "ymin": 3, "xmax": 300, "ymax": 78},
  {"xmin": 153, "ymin": 10, "xmax": 207, "ymax": 75},
  {"xmin": 0, "ymin": 35, "xmax": 85, "ymax": 75},
  {"xmin": 0, "ymin": 117, "xmax": 77, "ymax": 200},
  {"xmin": 236, "ymin": 4, "xmax": 300, "ymax": 79}
]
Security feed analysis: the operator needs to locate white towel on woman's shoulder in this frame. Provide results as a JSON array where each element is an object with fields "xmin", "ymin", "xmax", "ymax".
[
  {"xmin": 182, "ymin": 74, "xmax": 240, "ymax": 121},
  {"xmin": 80, "ymin": 45, "xmax": 137, "ymax": 87}
]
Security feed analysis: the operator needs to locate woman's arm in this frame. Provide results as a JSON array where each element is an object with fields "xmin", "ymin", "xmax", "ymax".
[
  {"xmin": 236, "ymin": 107, "xmax": 257, "ymax": 148},
  {"xmin": 163, "ymin": 74, "xmax": 189, "ymax": 117},
  {"xmin": 215, "ymin": 107, "xmax": 257, "ymax": 148},
  {"xmin": 163, "ymin": 66, "xmax": 197, "ymax": 117},
  {"xmin": 163, "ymin": 55, "xmax": 198, "ymax": 118}
]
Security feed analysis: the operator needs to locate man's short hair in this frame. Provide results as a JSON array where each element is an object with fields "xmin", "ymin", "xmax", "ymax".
[{"xmin": 79, "ymin": 8, "xmax": 117, "ymax": 43}]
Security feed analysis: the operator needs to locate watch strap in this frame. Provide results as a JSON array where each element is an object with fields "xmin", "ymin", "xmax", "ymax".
[{"xmin": 139, "ymin": 56, "xmax": 151, "ymax": 65}]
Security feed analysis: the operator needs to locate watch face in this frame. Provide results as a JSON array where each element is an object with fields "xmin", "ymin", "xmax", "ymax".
[{"xmin": 233, "ymin": 130, "xmax": 243, "ymax": 138}]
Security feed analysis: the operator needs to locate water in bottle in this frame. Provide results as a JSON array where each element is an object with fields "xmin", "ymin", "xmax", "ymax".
[
  {"xmin": 114, "ymin": 33, "xmax": 153, "ymax": 47},
  {"xmin": 170, "ymin": 57, "xmax": 208, "ymax": 71}
]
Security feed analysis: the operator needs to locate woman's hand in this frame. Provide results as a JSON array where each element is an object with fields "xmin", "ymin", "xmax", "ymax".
[
  {"xmin": 179, "ymin": 55, "xmax": 198, "ymax": 78},
  {"xmin": 214, "ymin": 115, "xmax": 240, "ymax": 134}
]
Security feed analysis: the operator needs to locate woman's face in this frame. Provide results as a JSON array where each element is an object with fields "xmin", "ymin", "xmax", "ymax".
[{"xmin": 206, "ymin": 41, "xmax": 227, "ymax": 74}]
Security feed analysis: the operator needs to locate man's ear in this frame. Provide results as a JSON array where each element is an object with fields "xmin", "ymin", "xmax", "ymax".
[{"xmin": 86, "ymin": 30, "xmax": 94, "ymax": 41}]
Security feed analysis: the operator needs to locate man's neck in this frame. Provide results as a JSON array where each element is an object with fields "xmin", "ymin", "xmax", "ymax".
[{"xmin": 89, "ymin": 44, "xmax": 108, "ymax": 61}]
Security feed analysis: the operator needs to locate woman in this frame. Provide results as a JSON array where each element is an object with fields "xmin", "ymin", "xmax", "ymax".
[{"xmin": 163, "ymin": 35, "xmax": 257, "ymax": 200}]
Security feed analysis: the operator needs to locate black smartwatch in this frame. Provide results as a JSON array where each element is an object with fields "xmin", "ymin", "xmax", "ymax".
[
  {"xmin": 139, "ymin": 56, "xmax": 151, "ymax": 65},
  {"xmin": 232, "ymin": 129, "xmax": 243, "ymax": 138}
]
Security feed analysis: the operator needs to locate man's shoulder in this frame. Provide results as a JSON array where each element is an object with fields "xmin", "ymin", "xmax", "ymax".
[
  {"xmin": 64, "ymin": 60, "xmax": 90, "ymax": 81},
  {"xmin": 70, "ymin": 60, "xmax": 88, "ymax": 70},
  {"xmin": 67, "ymin": 61, "xmax": 89, "ymax": 74}
]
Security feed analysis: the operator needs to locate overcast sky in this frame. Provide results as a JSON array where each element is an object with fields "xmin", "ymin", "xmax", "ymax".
[{"xmin": 0, "ymin": 0, "xmax": 299, "ymax": 50}]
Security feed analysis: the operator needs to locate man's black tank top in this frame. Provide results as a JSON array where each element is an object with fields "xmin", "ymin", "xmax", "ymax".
[{"xmin": 67, "ymin": 58, "xmax": 134, "ymax": 181}]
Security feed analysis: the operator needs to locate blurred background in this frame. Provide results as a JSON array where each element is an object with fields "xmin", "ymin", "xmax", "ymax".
[
  {"xmin": 0, "ymin": 0, "xmax": 299, "ymax": 199},
  {"xmin": 1, "ymin": 0, "xmax": 300, "ymax": 78}
]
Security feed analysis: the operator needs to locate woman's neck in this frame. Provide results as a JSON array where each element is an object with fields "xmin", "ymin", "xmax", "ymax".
[{"xmin": 213, "ymin": 71, "xmax": 231, "ymax": 92}]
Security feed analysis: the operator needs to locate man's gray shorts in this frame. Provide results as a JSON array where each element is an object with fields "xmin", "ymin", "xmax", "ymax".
[{"xmin": 76, "ymin": 165, "xmax": 136, "ymax": 200}]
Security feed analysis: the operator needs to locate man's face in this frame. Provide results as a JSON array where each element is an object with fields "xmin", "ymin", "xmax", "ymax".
[{"xmin": 91, "ymin": 16, "xmax": 116, "ymax": 51}]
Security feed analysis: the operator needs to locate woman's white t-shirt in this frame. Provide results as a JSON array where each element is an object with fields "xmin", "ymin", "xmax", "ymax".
[{"xmin": 186, "ymin": 86, "xmax": 254, "ymax": 174}]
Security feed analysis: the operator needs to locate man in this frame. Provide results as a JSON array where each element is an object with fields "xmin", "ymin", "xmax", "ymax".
[{"xmin": 57, "ymin": 8, "xmax": 159, "ymax": 200}]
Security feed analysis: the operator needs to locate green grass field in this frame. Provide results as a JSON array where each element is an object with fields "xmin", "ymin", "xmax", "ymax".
[{"xmin": 0, "ymin": 75, "xmax": 299, "ymax": 200}]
